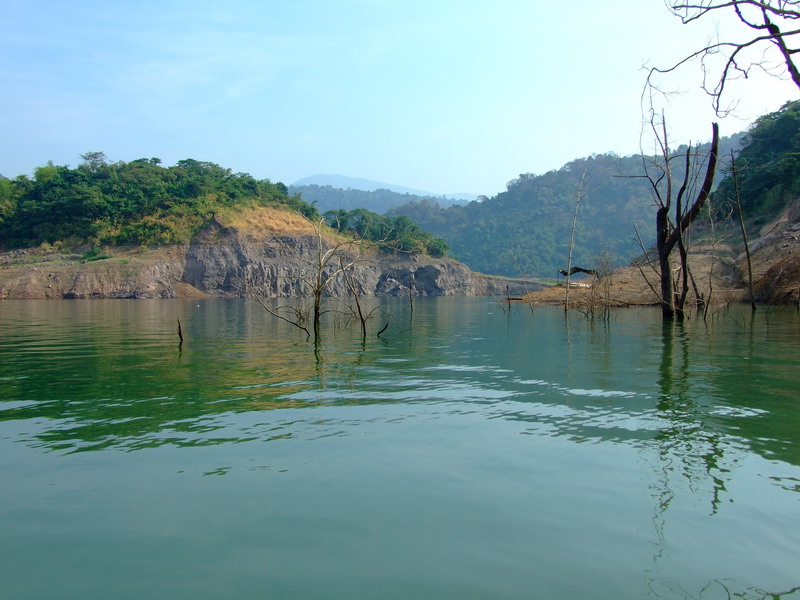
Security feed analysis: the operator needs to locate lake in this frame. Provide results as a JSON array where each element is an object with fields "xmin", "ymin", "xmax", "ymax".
[{"xmin": 1, "ymin": 297, "xmax": 799, "ymax": 599}]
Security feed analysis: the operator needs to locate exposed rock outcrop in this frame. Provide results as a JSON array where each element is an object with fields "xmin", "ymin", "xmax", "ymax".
[
  {"xmin": 745, "ymin": 199, "xmax": 800, "ymax": 304},
  {"xmin": 181, "ymin": 217, "xmax": 479, "ymax": 298},
  {"xmin": 0, "ymin": 218, "xmax": 544, "ymax": 300},
  {"xmin": 0, "ymin": 246, "xmax": 188, "ymax": 299}
]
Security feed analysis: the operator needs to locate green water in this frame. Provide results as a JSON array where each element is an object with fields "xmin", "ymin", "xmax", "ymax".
[{"xmin": 1, "ymin": 297, "xmax": 798, "ymax": 599}]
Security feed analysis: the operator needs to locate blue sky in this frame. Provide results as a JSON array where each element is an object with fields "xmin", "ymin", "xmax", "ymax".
[{"xmin": 1, "ymin": 0, "xmax": 796, "ymax": 196}]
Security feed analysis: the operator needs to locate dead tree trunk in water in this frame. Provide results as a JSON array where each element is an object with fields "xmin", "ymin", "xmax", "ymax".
[
  {"xmin": 244, "ymin": 217, "xmax": 367, "ymax": 343},
  {"xmin": 730, "ymin": 151, "xmax": 756, "ymax": 312},
  {"xmin": 341, "ymin": 257, "xmax": 370, "ymax": 340},
  {"xmin": 648, "ymin": 120, "xmax": 719, "ymax": 320},
  {"xmin": 565, "ymin": 169, "xmax": 587, "ymax": 311}
]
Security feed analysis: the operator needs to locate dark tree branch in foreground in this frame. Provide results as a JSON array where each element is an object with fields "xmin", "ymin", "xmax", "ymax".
[{"xmin": 648, "ymin": 1, "xmax": 800, "ymax": 115}]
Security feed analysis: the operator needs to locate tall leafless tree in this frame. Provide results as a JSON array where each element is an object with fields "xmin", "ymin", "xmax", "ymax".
[
  {"xmin": 640, "ymin": 116, "xmax": 720, "ymax": 319},
  {"xmin": 564, "ymin": 169, "xmax": 588, "ymax": 311}
]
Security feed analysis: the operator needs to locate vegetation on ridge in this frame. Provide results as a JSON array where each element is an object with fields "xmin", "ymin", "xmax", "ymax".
[
  {"xmin": 0, "ymin": 154, "xmax": 312, "ymax": 249},
  {"xmin": 289, "ymin": 183, "xmax": 463, "ymax": 215},
  {"xmin": 713, "ymin": 100, "xmax": 800, "ymax": 224},
  {"xmin": 323, "ymin": 208, "xmax": 448, "ymax": 256},
  {"xmin": 0, "ymin": 153, "xmax": 447, "ymax": 256}
]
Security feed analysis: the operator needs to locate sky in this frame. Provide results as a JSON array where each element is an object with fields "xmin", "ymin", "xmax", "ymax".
[{"xmin": 1, "ymin": 0, "xmax": 797, "ymax": 197}]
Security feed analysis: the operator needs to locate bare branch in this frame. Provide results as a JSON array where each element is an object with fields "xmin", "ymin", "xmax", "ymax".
[
  {"xmin": 236, "ymin": 273, "xmax": 312, "ymax": 340},
  {"xmin": 653, "ymin": 0, "xmax": 800, "ymax": 114}
]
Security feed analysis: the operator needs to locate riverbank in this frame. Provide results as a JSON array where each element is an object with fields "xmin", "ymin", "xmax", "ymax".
[{"xmin": 522, "ymin": 202, "xmax": 800, "ymax": 307}]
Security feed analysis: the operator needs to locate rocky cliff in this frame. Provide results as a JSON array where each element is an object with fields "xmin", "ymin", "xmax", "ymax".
[{"xmin": 0, "ymin": 217, "xmax": 542, "ymax": 300}]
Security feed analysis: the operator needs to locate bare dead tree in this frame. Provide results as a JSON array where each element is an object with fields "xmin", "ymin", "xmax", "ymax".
[
  {"xmin": 408, "ymin": 272, "xmax": 416, "ymax": 315},
  {"xmin": 649, "ymin": 1, "xmax": 800, "ymax": 115},
  {"xmin": 306, "ymin": 220, "xmax": 362, "ymax": 341},
  {"xmin": 639, "ymin": 115, "xmax": 720, "ymax": 319},
  {"xmin": 240, "ymin": 217, "xmax": 373, "ymax": 343},
  {"xmin": 248, "ymin": 290, "xmax": 312, "ymax": 341},
  {"xmin": 565, "ymin": 169, "xmax": 588, "ymax": 311},
  {"xmin": 729, "ymin": 150, "xmax": 758, "ymax": 310},
  {"xmin": 590, "ymin": 250, "xmax": 615, "ymax": 321},
  {"xmin": 339, "ymin": 256, "xmax": 382, "ymax": 340}
]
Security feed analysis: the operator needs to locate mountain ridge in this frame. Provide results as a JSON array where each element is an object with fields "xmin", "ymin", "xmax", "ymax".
[{"xmin": 292, "ymin": 174, "xmax": 477, "ymax": 202}]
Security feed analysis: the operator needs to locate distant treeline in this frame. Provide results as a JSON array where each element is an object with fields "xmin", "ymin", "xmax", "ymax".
[
  {"xmin": 289, "ymin": 183, "xmax": 463, "ymax": 215},
  {"xmin": 323, "ymin": 208, "xmax": 448, "ymax": 256}
]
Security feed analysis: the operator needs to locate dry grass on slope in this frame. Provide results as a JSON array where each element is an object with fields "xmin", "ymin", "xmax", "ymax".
[
  {"xmin": 520, "ymin": 247, "xmax": 744, "ymax": 310},
  {"xmin": 216, "ymin": 205, "xmax": 319, "ymax": 236},
  {"xmin": 214, "ymin": 204, "xmax": 371, "ymax": 255}
]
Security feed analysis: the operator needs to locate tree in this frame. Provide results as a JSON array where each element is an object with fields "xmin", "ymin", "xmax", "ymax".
[
  {"xmin": 564, "ymin": 169, "xmax": 588, "ymax": 311},
  {"xmin": 653, "ymin": 1, "xmax": 800, "ymax": 115},
  {"xmin": 640, "ymin": 117, "xmax": 720, "ymax": 319},
  {"xmin": 0, "ymin": 177, "xmax": 16, "ymax": 226},
  {"xmin": 79, "ymin": 151, "xmax": 108, "ymax": 173},
  {"xmin": 322, "ymin": 207, "xmax": 448, "ymax": 257},
  {"xmin": 244, "ymin": 217, "xmax": 371, "ymax": 344}
]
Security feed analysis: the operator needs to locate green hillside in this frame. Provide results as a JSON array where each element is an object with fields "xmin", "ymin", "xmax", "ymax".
[
  {"xmin": 289, "ymin": 183, "xmax": 464, "ymax": 215},
  {"xmin": 0, "ymin": 155, "xmax": 315, "ymax": 249},
  {"xmin": 0, "ymin": 154, "xmax": 448, "ymax": 260},
  {"xmin": 4, "ymin": 101, "xmax": 797, "ymax": 281},
  {"xmin": 713, "ymin": 100, "xmax": 800, "ymax": 227},
  {"xmin": 385, "ymin": 133, "xmax": 746, "ymax": 278}
]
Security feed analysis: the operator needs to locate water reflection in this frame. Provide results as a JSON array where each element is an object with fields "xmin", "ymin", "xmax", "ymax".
[
  {"xmin": 655, "ymin": 321, "xmax": 732, "ymax": 514},
  {"xmin": 646, "ymin": 580, "xmax": 800, "ymax": 600},
  {"xmin": 1, "ymin": 299, "xmax": 799, "ymax": 599},
  {"xmin": 1, "ymin": 300, "xmax": 799, "ymax": 465},
  {"xmin": 640, "ymin": 314, "xmax": 800, "ymax": 600}
]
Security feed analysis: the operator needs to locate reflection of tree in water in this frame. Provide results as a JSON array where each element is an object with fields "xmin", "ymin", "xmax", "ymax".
[
  {"xmin": 0, "ymin": 299, "xmax": 451, "ymax": 454},
  {"xmin": 645, "ymin": 322, "xmax": 797, "ymax": 600},
  {"xmin": 648, "ymin": 579, "xmax": 800, "ymax": 600},
  {"xmin": 653, "ymin": 321, "xmax": 733, "ymax": 516},
  {"xmin": 4, "ymin": 338, "xmax": 380, "ymax": 454}
]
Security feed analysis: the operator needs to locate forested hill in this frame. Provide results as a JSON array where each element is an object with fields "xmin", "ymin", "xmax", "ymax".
[
  {"xmin": 289, "ymin": 183, "xmax": 468, "ymax": 215},
  {"xmin": 388, "ymin": 134, "xmax": 744, "ymax": 278},
  {"xmin": 0, "ymin": 156, "xmax": 316, "ymax": 249},
  {"xmin": 712, "ymin": 101, "xmax": 800, "ymax": 226},
  {"xmin": 0, "ymin": 155, "xmax": 446, "ymax": 256}
]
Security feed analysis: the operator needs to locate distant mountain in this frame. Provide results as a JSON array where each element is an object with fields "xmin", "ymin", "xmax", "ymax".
[
  {"xmin": 292, "ymin": 174, "xmax": 477, "ymax": 202},
  {"xmin": 289, "ymin": 175, "xmax": 476, "ymax": 215}
]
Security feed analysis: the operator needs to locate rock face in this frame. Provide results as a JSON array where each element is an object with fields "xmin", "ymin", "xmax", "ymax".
[
  {"xmin": 745, "ymin": 199, "xmax": 800, "ymax": 304},
  {"xmin": 0, "ymin": 219, "xmax": 543, "ymax": 300},
  {"xmin": 0, "ymin": 247, "xmax": 188, "ymax": 299},
  {"xmin": 181, "ymin": 218, "xmax": 479, "ymax": 298}
]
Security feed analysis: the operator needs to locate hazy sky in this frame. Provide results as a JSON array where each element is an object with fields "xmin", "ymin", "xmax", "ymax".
[{"xmin": 1, "ymin": 0, "xmax": 797, "ymax": 196}]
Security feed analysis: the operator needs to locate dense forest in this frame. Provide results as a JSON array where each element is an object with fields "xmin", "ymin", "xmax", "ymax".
[
  {"xmin": 386, "ymin": 133, "xmax": 745, "ymax": 278},
  {"xmin": 713, "ymin": 100, "xmax": 800, "ymax": 225},
  {"xmin": 0, "ymin": 154, "xmax": 310, "ymax": 248},
  {"xmin": 0, "ymin": 153, "xmax": 446, "ymax": 256}
]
